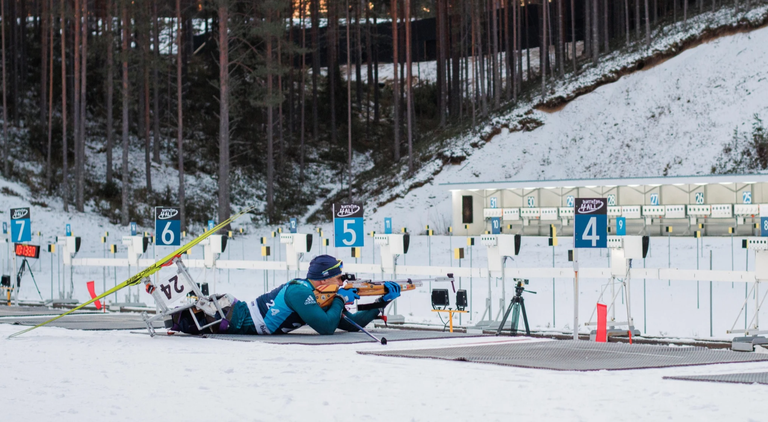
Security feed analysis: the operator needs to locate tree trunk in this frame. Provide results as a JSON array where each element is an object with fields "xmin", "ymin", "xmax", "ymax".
[
  {"xmin": 46, "ymin": 0, "xmax": 54, "ymax": 191},
  {"xmin": 592, "ymin": 0, "xmax": 599, "ymax": 64},
  {"xmin": 505, "ymin": 0, "xmax": 512, "ymax": 100},
  {"xmin": 328, "ymin": 1, "xmax": 337, "ymax": 144},
  {"xmin": 645, "ymin": 0, "xmax": 651, "ymax": 47},
  {"xmin": 541, "ymin": 0, "xmax": 547, "ymax": 99},
  {"xmin": 176, "ymin": 0, "xmax": 185, "ymax": 231},
  {"xmin": 143, "ymin": 8, "xmax": 152, "ymax": 195},
  {"xmin": 355, "ymin": 0, "xmax": 362, "ymax": 108},
  {"xmin": 218, "ymin": 0, "xmax": 230, "ymax": 225},
  {"xmin": 346, "ymin": 0, "xmax": 353, "ymax": 199},
  {"xmin": 373, "ymin": 13, "xmax": 380, "ymax": 124},
  {"xmin": 1, "ymin": 0, "xmax": 7, "ymax": 177},
  {"xmin": 365, "ymin": 0, "xmax": 372, "ymax": 135},
  {"xmin": 73, "ymin": 0, "xmax": 81, "ymax": 210},
  {"xmin": 60, "ymin": 0, "xmax": 67, "ymax": 210},
  {"xmin": 106, "ymin": 0, "xmax": 114, "ymax": 185},
  {"xmin": 152, "ymin": 0, "xmax": 160, "ymax": 163},
  {"xmin": 77, "ymin": 0, "xmax": 87, "ymax": 212},
  {"xmin": 405, "ymin": 0, "xmax": 413, "ymax": 174},
  {"xmin": 267, "ymin": 23, "xmax": 274, "ymax": 222},
  {"xmin": 603, "ymin": 0, "xmax": 608, "ymax": 53},
  {"xmin": 571, "ymin": 0, "xmax": 576, "ymax": 71},
  {"xmin": 121, "ymin": 0, "xmax": 130, "ymax": 225},
  {"xmin": 391, "ymin": 0, "xmax": 400, "ymax": 162},
  {"xmin": 41, "ymin": 0, "xmax": 48, "ymax": 125},
  {"xmin": 311, "ymin": 0, "xmax": 318, "ymax": 143},
  {"xmin": 300, "ymin": 0, "xmax": 306, "ymax": 183},
  {"xmin": 492, "ymin": 0, "xmax": 500, "ymax": 109}
]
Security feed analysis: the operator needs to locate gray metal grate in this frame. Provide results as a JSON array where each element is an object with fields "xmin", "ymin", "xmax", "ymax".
[
  {"xmin": 203, "ymin": 329, "xmax": 485, "ymax": 345},
  {"xmin": 358, "ymin": 340, "xmax": 768, "ymax": 371},
  {"xmin": 664, "ymin": 372, "xmax": 768, "ymax": 385}
]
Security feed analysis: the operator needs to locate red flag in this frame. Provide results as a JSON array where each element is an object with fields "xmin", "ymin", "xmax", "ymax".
[
  {"xmin": 596, "ymin": 303, "xmax": 607, "ymax": 342},
  {"xmin": 86, "ymin": 281, "xmax": 102, "ymax": 310}
]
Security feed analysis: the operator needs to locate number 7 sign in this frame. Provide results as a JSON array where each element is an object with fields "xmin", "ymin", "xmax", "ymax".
[{"xmin": 574, "ymin": 198, "xmax": 607, "ymax": 248}]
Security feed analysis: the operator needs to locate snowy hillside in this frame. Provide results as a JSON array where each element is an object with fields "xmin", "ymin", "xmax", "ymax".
[{"xmin": 361, "ymin": 5, "xmax": 768, "ymax": 228}]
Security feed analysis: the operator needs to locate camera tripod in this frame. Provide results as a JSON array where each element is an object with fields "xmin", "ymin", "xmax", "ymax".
[
  {"xmin": 17, "ymin": 258, "xmax": 44, "ymax": 301},
  {"xmin": 496, "ymin": 280, "xmax": 536, "ymax": 336}
]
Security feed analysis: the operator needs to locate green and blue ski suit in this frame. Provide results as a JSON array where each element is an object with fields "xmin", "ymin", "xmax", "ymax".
[{"xmin": 224, "ymin": 279, "xmax": 380, "ymax": 335}]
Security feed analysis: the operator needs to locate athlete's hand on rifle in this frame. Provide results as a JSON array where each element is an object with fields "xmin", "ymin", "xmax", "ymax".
[
  {"xmin": 381, "ymin": 281, "xmax": 401, "ymax": 302},
  {"xmin": 336, "ymin": 288, "xmax": 360, "ymax": 304}
]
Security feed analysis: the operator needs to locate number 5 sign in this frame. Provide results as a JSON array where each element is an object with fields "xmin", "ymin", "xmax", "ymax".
[
  {"xmin": 333, "ymin": 203, "xmax": 364, "ymax": 247},
  {"xmin": 574, "ymin": 198, "xmax": 607, "ymax": 248},
  {"xmin": 154, "ymin": 207, "xmax": 181, "ymax": 246}
]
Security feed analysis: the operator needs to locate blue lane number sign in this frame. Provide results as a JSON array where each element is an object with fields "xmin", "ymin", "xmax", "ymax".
[
  {"xmin": 743, "ymin": 191, "xmax": 752, "ymax": 204},
  {"xmin": 334, "ymin": 203, "xmax": 364, "ymax": 247},
  {"xmin": 527, "ymin": 196, "xmax": 535, "ymax": 208},
  {"xmin": 130, "ymin": 222, "xmax": 137, "ymax": 236},
  {"xmin": 290, "ymin": 218, "xmax": 298, "ymax": 233},
  {"xmin": 2, "ymin": 221, "xmax": 6, "ymax": 235},
  {"xmin": 66, "ymin": 224, "xmax": 71, "ymax": 236},
  {"xmin": 762, "ymin": 217, "xmax": 768, "ymax": 237},
  {"xmin": 490, "ymin": 197, "xmax": 498, "ymax": 209},
  {"xmin": 607, "ymin": 194, "xmax": 616, "ymax": 206},
  {"xmin": 695, "ymin": 192, "xmax": 705, "ymax": 205},
  {"xmin": 566, "ymin": 196, "xmax": 575, "ymax": 207},
  {"xmin": 208, "ymin": 220, "xmax": 215, "ymax": 231},
  {"xmin": 616, "ymin": 217, "xmax": 627, "ymax": 236},
  {"xmin": 650, "ymin": 193, "xmax": 659, "ymax": 206},
  {"xmin": 574, "ymin": 198, "xmax": 607, "ymax": 248},
  {"xmin": 155, "ymin": 207, "xmax": 181, "ymax": 246},
  {"xmin": 384, "ymin": 217, "xmax": 392, "ymax": 234},
  {"xmin": 491, "ymin": 217, "xmax": 501, "ymax": 234},
  {"xmin": 10, "ymin": 207, "xmax": 31, "ymax": 243}
]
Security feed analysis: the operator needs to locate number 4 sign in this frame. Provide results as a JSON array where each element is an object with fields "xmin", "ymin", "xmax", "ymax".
[
  {"xmin": 574, "ymin": 198, "xmax": 607, "ymax": 248},
  {"xmin": 333, "ymin": 203, "xmax": 364, "ymax": 247}
]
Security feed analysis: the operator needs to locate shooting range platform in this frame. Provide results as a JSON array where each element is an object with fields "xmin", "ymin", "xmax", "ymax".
[
  {"xmin": 199, "ymin": 327, "xmax": 486, "ymax": 345},
  {"xmin": 0, "ymin": 311, "xmax": 164, "ymax": 331},
  {"xmin": 358, "ymin": 340, "xmax": 768, "ymax": 371},
  {"xmin": 664, "ymin": 372, "xmax": 768, "ymax": 385}
]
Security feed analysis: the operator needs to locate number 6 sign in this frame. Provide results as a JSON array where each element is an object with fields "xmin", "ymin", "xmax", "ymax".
[
  {"xmin": 574, "ymin": 198, "xmax": 607, "ymax": 248},
  {"xmin": 333, "ymin": 203, "xmax": 364, "ymax": 248},
  {"xmin": 155, "ymin": 207, "xmax": 181, "ymax": 246}
]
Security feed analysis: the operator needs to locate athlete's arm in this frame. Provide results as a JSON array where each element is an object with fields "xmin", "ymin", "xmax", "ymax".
[{"xmin": 284, "ymin": 284, "xmax": 346, "ymax": 335}]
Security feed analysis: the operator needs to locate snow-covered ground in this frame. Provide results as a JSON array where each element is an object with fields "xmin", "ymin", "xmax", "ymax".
[{"xmin": 3, "ymin": 324, "xmax": 768, "ymax": 422}]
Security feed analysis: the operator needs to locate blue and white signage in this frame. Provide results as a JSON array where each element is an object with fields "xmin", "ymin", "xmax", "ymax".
[
  {"xmin": 607, "ymin": 194, "xmax": 616, "ymax": 206},
  {"xmin": 490, "ymin": 197, "xmax": 498, "ymax": 209},
  {"xmin": 566, "ymin": 196, "xmax": 575, "ymax": 207},
  {"xmin": 207, "ymin": 220, "xmax": 215, "ymax": 231},
  {"xmin": 743, "ymin": 191, "xmax": 752, "ymax": 204},
  {"xmin": 2, "ymin": 221, "xmax": 6, "ymax": 234},
  {"xmin": 130, "ymin": 222, "xmax": 137, "ymax": 236},
  {"xmin": 616, "ymin": 217, "xmax": 626, "ymax": 236},
  {"xmin": 491, "ymin": 217, "xmax": 501, "ymax": 234},
  {"xmin": 384, "ymin": 217, "xmax": 392, "ymax": 234},
  {"xmin": 10, "ymin": 207, "xmax": 31, "ymax": 243},
  {"xmin": 289, "ymin": 218, "xmax": 298, "ymax": 234},
  {"xmin": 66, "ymin": 224, "xmax": 71, "ymax": 236},
  {"xmin": 762, "ymin": 218, "xmax": 768, "ymax": 237},
  {"xmin": 155, "ymin": 207, "xmax": 181, "ymax": 246},
  {"xmin": 574, "ymin": 198, "xmax": 607, "ymax": 249},
  {"xmin": 333, "ymin": 203, "xmax": 364, "ymax": 248},
  {"xmin": 695, "ymin": 192, "xmax": 705, "ymax": 205},
  {"xmin": 650, "ymin": 193, "xmax": 659, "ymax": 206},
  {"xmin": 527, "ymin": 196, "xmax": 535, "ymax": 208}
]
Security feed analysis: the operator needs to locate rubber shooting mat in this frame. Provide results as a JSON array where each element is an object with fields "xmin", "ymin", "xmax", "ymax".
[
  {"xmin": 358, "ymin": 340, "xmax": 768, "ymax": 371},
  {"xmin": 202, "ymin": 328, "xmax": 485, "ymax": 345},
  {"xmin": 0, "ymin": 313, "xmax": 164, "ymax": 330},
  {"xmin": 0, "ymin": 305, "xmax": 99, "ymax": 318},
  {"xmin": 664, "ymin": 372, "xmax": 768, "ymax": 385}
]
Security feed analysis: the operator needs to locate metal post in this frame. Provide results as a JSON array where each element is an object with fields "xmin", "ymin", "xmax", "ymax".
[
  {"xmin": 710, "ymin": 250, "xmax": 713, "ymax": 337},
  {"xmin": 746, "ymin": 249, "xmax": 749, "ymax": 329},
  {"xmin": 643, "ymin": 256, "xmax": 647, "ymax": 334},
  {"xmin": 732, "ymin": 232, "xmax": 735, "ymax": 288},
  {"xmin": 668, "ymin": 232, "xmax": 671, "ymax": 286},
  {"xmin": 552, "ymin": 243, "xmax": 556, "ymax": 327},
  {"xmin": 50, "ymin": 250, "xmax": 53, "ymax": 301},
  {"xmin": 697, "ymin": 237, "xmax": 700, "ymax": 309},
  {"xmin": 428, "ymin": 235, "xmax": 431, "ymax": 266},
  {"xmin": 573, "ymin": 248, "xmax": 579, "ymax": 340}
]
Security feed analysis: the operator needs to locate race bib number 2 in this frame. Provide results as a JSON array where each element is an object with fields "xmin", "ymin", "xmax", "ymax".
[{"xmin": 158, "ymin": 275, "xmax": 186, "ymax": 307}]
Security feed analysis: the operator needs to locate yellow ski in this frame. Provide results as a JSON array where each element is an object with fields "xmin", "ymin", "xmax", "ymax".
[{"xmin": 8, "ymin": 206, "xmax": 255, "ymax": 339}]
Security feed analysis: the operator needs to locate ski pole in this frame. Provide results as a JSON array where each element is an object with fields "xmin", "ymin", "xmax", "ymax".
[{"xmin": 343, "ymin": 314, "xmax": 387, "ymax": 345}]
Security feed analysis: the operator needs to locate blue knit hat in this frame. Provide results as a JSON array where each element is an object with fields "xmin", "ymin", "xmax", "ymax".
[{"xmin": 307, "ymin": 255, "xmax": 343, "ymax": 281}]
